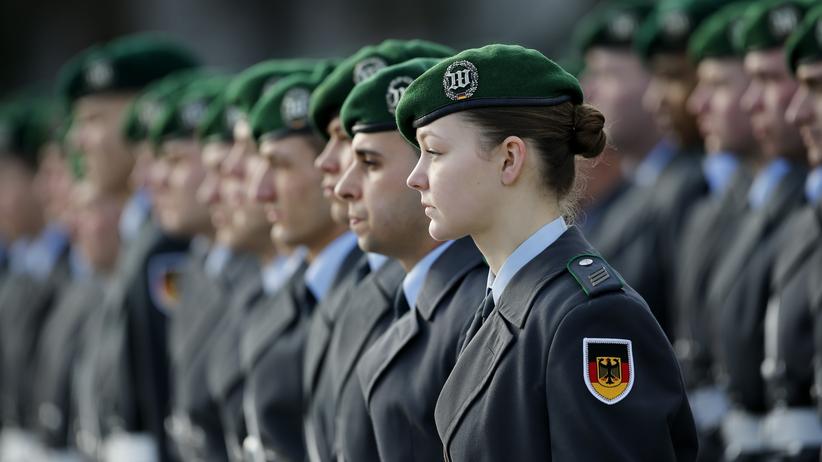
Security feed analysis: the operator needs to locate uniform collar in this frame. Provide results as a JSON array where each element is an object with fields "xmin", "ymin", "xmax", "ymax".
[
  {"xmin": 402, "ymin": 241, "xmax": 454, "ymax": 310},
  {"xmin": 261, "ymin": 247, "xmax": 307, "ymax": 296},
  {"xmin": 305, "ymin": 231, "xmax": 358, "ymax": 302},
  {"xmin": 702, "ymin": 151, "xmax": 740, "ymax": 196},
  {"xmin": 487, "ymin": 216, "xmax": 568, "ymax": 305},
  {"xmin": 204, "ymin": 244, "xmax": 233, "ymax": 279},
  {"xmin": 748, "ymin": 157, "xmax": 793, "ymax": 210},
  {"xmin": 25, "ymin": 223, "xmax": 69, "ymax": 281},
  {"xmin": 118, "ymin": 188, "xmax": 152, "ymax": 243},
  {"xmin": 633, "ymin": 139, "xmax": 676, "ymax": 187},
  {"xmin": 367, "ymin": 252, "xmax": 390, "ymax": 272},
  {"xmin": 805, "ymin": 166, "xmax": 822, "ymax": 205}
]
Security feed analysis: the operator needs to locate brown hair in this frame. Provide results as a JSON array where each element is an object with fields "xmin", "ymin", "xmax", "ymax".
[{"xmin": 462, "ymin": 102, "xmax": 607, "ymax": 216}]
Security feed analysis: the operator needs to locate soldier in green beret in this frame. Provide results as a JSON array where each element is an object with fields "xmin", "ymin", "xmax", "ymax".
[
  {"xmin": 330, "ymin": 56, "xmax": 487, "ymax": 462},
  {"xmin": 701, "ymin": 2, "xmax": 815, "ymax": 459},
  {"xmin": 395, "ymin": 43, "xmax": 698, "ymax": 461},
  {"xmin": 574, "ymin": 0, "xmax": 658, "ymax": 238},
  {"xmin": 58, "ymin": 33, "xmax": 200, "ymax": 462}
]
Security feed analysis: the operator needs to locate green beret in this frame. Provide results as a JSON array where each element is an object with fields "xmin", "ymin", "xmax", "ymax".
[
  {"xmin": 248, "ymin": 70, "xmax": 332, "ymax": 143},
  {"xmin": 688, "ymin": 2, "xmax": 751, "ymax": 62},
  {"xmin": 149, "ymin": 75, "xmax": 230, "ymax": 150},
  {"xmin": 737, "ymin": 0, "xmax": 814, "ymax": 53},
  {"xmin": 574, "ymin": 0, "xmax": 654, "ymax": 54},
  {"xmin": 394, "ymin": 44, "xmax": 583, "ymax": 147},
  {"xmin": 0, "ymin": 100, "xmax": 57, "ymax": 169},
  {"xmin": 786, "ymin": 4, "xmax": 822, "ymax": 72},
  {"xmin": 57, "ymin": 33, "xmax": 200, "ymax": 106},
  {"xmin": 635, "ymin": 0, "xmax": 730, "ymax": 60},
  {"xmin": 122, "ymin": 69, "xmax": 205, "ymax": 143},
  {"xmin": 223, "ymin": 59, "xmax": 329, "ymax": 125},
  {"xmin": 309, "ymin": 39, "xmax": 455, "ymax": 139},
  {"xmin": 340, "ymin": 58, "xmax": 441, "ymax": 138}
]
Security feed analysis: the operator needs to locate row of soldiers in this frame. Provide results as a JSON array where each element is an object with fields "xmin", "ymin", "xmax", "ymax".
[{"xmin": 0, "ymin": 0, "xmax": 820, "ymax": 460}]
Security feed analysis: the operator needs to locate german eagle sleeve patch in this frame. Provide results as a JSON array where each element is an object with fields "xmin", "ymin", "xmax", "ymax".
[{"xmin": 583, "ymin": 337, "xmax": 634, "ymax": 405}]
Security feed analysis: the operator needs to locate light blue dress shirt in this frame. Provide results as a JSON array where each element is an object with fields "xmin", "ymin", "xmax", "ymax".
[
  {"xmin": 634, "ymin": 139, "xmax": 676, "ymax": 187},
  {"xmin": 487, "ymin": 216, "xmax": 568, "ymax": 304},
  {"xmin": 805, "ymin": 166, "xmax": 822, "ymax": 205},
  {"xmin": 367, "ymin": 253, "xmax": 390, "ymax": 272},
  {"xmin": 702, "ymin": 152, "xmax": 740, "ymax": 196},
  {"xmin": 305, "ymin": 232, "xmax": 358, "ymax": 303},
  {"xmin": 262, "ymin": 247, "xmax": 308, "ymax": 296},
  {"xmin": 118, "ymin": 188, "xmax": 152, "ymax": 243},
  {"xmin": 402, "ymin": 241, "xmax": 455, "ymax": 310},
  {"xmin": 748, "ymin": 158, "xmax": 792, "ymax": 210},
  {"xmin": 204, "ymin": 245, "xmax": 233, "ymax": 280}
]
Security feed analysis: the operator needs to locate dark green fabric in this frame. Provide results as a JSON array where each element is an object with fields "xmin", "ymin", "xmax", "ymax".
[
  {"xmin": 249, "ymin": 71, "xmax": 329, "ymax": 142},
  {"xmin": 0, "ymin": 99, "xmax": 59, "ymax": 169},
  {"xmin": 308, "ymin": 39, "xmax": 455, "ymax": 139},
  {"xmin": 688, "ymin": 2, "xmax": 751, "ymax": 62},
  {"xmin": 574, "ymin": 0, "xmax": 655, "ymax": 54},
  {"xmin": 149, "ymin": 75, "xmax": 230, "ymax": 150},
  {"xmin": 635, "ymin": 0, "xmax": 731, "ymax": 59},
  {"xmin": 341, "ymin": 57, "xmax": 442, "ymax": 137},
  {"xmin": 737, "ymin": 0, "xmax": 815, "ymax": 53},
  {"xmin": 786, "ymin": 4, "xmax": 822, "ymax": 71},
  {"xmin": 394, "ymin": 44, "xmax": 583, "ymax": 147},
  {"xmin": 122, "ymin": 69, "xmax": 206, "ymax": 143},
  {"xmin": 57, "ymin": 33, "xmax": 200, "ymax": 106}
]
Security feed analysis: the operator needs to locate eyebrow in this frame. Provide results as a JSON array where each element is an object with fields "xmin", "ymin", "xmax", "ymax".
[{"xmin": 354, "ymin": 147, "xmax": 384, "ymax": 158}]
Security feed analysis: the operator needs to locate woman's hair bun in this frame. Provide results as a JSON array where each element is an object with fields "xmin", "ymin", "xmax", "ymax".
[{"xmin": 570, "ymin": 104, "xmax": 607, "ymax": 159}]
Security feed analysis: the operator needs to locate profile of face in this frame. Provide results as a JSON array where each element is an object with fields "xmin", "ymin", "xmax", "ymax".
[
  {"xmin": 197, "ymin": 141, "xmax": 232, "ymax": 244},
  {"xmin": 786, "ymin": 61, "xmax": 822, "ymax": 167},
  {"xmin": 687, "ymin": 58, "xmax": 756, "ymax": 156},
  {"xmin": 130, "ymin": 141, "xmax": 155, "ymax": 192},
  {"xmin": 0, "ymin": 158, "xmax": 41, "ymax": 240},
  {"xmin": 152, "ymin": 139, "xmax": 212, "ymax": 237},
  {"xmin": 315, "ymin": 116, "xmax": 354, "ymax": 225},
  {"xmin": 582, "ymin": 48, "xmax": 656, "ymax": 154},
  {"xmin": 73, "ymin": 182, "xmax": 123, "ymax": 272},
  {"xmin": 221, "ymin": 119, "xmax": 273, "ymax": 252},
  {"xmin": 33, "ymin": 143, "xmax": 75, "ymax": 227},
  {"xmin": 253, "ymin": 134, "xmax": 334, "ymax": 248},
  {"xmin": 643, "ymin": 53, "xmax": 702, "ymax": 148},
  {"xmin": 69, "ymin": 94, "xmax": 137, "ymax": 193},
  {"xmin": 335, "ymin": 131, "xmax": 430, "ymax": 256},
  {"xmin": 408, "ymin": 113, "xmax": 510, "ymax": 241},
  {"xmin": 741, "ymin": 49, "xmax": 805, "ymax": 160}
]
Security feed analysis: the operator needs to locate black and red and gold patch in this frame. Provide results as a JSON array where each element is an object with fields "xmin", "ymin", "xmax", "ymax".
[{"xmin": 583, "ymin": 338, "xmax": 634, "ymax": 405}]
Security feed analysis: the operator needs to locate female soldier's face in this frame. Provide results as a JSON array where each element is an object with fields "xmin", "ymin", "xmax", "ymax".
[{"xmin": 408, "ymin": 113, "xmax": 500, "ymax": 241}]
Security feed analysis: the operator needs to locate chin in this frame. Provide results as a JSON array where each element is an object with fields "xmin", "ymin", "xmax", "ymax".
[{"xmin": 428, "ymin": 220, "xmax": 460, "ymax": 242}]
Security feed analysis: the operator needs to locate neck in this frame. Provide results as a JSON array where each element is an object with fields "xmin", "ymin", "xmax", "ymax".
[
  {"xmin": 258, "ymin": 240, "xmax": 278, "ymax": 263},
  {"xmin": 397, "ymin": 237, "xmax": 443, "ymax": 273},
  {"xmin": 305, "ymin": 223, "xmax": 348, "ymax": 262},
  {"xmin": 472, "ymin": 193, "xmax": 561, "ymax": 275}
]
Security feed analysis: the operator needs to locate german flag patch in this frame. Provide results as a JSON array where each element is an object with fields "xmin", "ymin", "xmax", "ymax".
[{"xmin": 583, "ymin": 337, "xmax": 634, "ymax": 405}]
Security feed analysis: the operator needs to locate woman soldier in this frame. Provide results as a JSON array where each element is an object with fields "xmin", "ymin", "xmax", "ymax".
[{"xmin": 396, "ymin": 44, "xmax": 698, "ymax": 461}]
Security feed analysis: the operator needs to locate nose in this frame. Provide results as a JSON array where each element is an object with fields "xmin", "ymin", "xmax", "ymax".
[
  {"xmin": 740, "ymin": 81, "xmax": 762, "ymax": 115},
  {"xmin": 686, "ymin": 83, "xmax": 708, "ymax": 117},
  {"xmin": 251, "ymin": 164, "xmax": 277, "ymax": 204},
  {"xmin": 315, "ymin": 140, "xmax": 340, "ymax": 173},
  {"xmin": 223, "ymin": 142, "xmax": 247, "ymax": 179},
  {"xmin": 334, "ymin": 161, "xmax": 361, "ymax": 202},
  {"xmin": 196, "ymin": 174, "xmax": 221, "ymax": 206},
  {"xmin": 642, "ymin": 78, "xmax": 663, "ymax": 116},
  {"xmin": 785, "ymin": 86, "xmax": 813, "ymax": 129},
  {"xmin": 406, "ymin": 156, "xmax": 430, "ymax": 192}
]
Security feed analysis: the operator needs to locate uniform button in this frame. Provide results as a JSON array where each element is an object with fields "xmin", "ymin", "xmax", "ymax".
[{"xmin": 579, "ymin": 258, "xmax": 594, "ymax": 267}]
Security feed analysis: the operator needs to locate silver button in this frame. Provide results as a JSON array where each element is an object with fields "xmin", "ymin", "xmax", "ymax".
[{"xmin": 579, "ymin": 258, "xmax": 594, "ymax": 267}]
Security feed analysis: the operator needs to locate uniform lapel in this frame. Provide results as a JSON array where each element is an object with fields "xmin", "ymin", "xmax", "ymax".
[{"xmin": 416, "ymin": 238, "xmax": 484, "ymax": 321}]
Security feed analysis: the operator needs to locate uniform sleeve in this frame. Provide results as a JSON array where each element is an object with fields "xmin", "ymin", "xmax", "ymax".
[{"xmin": 545, "ymin": 294, "xmax": 698, "ymax": 462}]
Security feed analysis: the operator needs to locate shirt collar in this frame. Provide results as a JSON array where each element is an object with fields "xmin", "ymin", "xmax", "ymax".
[
  {"xmin": 305, "ymin": 231, "xmax": 358, "ymax": 302},
  {"xmin": 25, "ymin": 224, "xmax": 69, "ymax": 281},
  {"xmin": 118, "ymin": 188, "xmax": 152, "ymax": 242},
  {"xmin": 204, "ymin": 244, "xmax": 233, "ymax": 279},
  {"xmin": 402, "ymin": 241, "xmax": 454, "ymax": 310},
  {"xmin": 805, "ymin": 166, "xmax": 822, "ymax": 205},
  {"xmin": 748, "ymin": 157, "xmax": 793, "ymax": 210},
  {"xmin": 633, "ymin": 139, "xmax": 676, "ymax": 187},
  {"xmin": 69, "ymin": 247, "xmax": 92, "ymax": 280},
  {"xmin": 261, "ymin": 247, "xmax": 307, "ymax": 296},
  {"xmin": 367, "ymin": 253, "xmax": 389, "ymax": 272},
  {"xmin": 702, "ymin": 151, "xmax": 740, "ymax": 196},
  {"xmin": 8, "ymin": 239, "xmax": 30, "ymax": 275},
  {"xmin": 487, "ymin": 216, "xmax": 568, "ymax": 304}
]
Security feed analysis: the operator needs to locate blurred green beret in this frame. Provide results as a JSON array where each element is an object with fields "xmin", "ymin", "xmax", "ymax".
[
  {"xmin": 689, "ymin": 2, "xmax": 752, "ymax": 62},
  {"xmin": 635, "ymin": 0, "xmax": 731, "ymax": 60},
  {"xmin": 149, "ymin": 75, "xmax": 230, "ymax": 150},
  {"xmin": 309, "ymin": 39, "xmax": 455, "ymax": 139},
  {"xmin": 57, "ymin": 33, "xmax": 201, "ymax": 106},
  {"xmin": 341, "ymin": 57, "xmax": 441, "ymax": 138},
  {"xmin": 737, "ymin": 0, "xmax": 814, "ymax": 53},
  {"xmin": 122, "ymin": 69, "xmax": 206, "ymax": 144},
  {"xmin": 0, "ymin": 99, "xmax": 58, "ymax": 169},
  {"xmin": 786, "ymin": 4, "xmax": 822, "ymax": 72},
  {"xmin": 395, "ymin": 44, "xmax": 583, "ymax": 147},
  {"xmin": 574, "ymin": 0, "xmax": 655, "ymax": 54},
  {"xmin": 248, "ymin": 69, "xmax": 331, "ymax": 143}
]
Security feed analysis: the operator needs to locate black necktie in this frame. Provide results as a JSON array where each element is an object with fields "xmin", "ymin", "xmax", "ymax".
[
  {"xmin": 459, "ymin": 291, "xmax": 495, "ymax": 356},
  {"xmin": 295, "ymin": 278, "xmax": 317, "ymax": 314},
  {"xmin": 393, "ymin": 286, "xmax": 411, "ymax": 320}
]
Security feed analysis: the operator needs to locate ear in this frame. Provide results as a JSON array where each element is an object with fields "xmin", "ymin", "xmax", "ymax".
[{"xmin": 499, "ymin": 135, "xmax": 528, "ymax": 186}]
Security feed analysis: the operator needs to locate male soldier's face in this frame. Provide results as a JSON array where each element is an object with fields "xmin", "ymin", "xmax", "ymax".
[
  {"xmin": 197, "ymin": 140, "xmax": 233, "ymax": 244},
  {"xmin": 688, "ymin": 58, "xmax": 756, "ymax": 156},
  {"xmin": 70, "ymin": 93, "xmax": 137, "ymax": 193},
  {"xmin": 130, "ymin": 141, "xmax": 155, "ymax": 192},
  {"xmin": 254, "ymin": 135, "xmax": 335, "ymax": 249},
  {"xmin": 582, "ymin": 48, "xmax": 656, "ymax": 155},
  {"xmin": 314, "ymin": 116, "xmax": 353, "ymax": 225},
  {"xmin": 643, "ymin": 53, "xmax": 702, "ymax": 148},
  {"xmin": 33, "ymin": 143, "xmax": 75, "ymax": 228},
  {"xmin": 787, "ymin": 61, "xmax": 822, "ymax": 166},
  {"xmin": 221, "ymin": 118, "xmax": 274, "ymax": 253},
  {"xmin": 336, "ymin": 131, "xmax": 430, "ymax": 257},
  {"xmin": 74, "ymin": 181, "xmax": 123, "ymax": 272},
  {"xmin": 152, "ymin": 139, "xmax": 212, "ymax": 237},
  {"xmin": 0, "ymin": 157, "xmax": 42, "ymax": 240},
  {"xmin": 741, "ymin": 49, "xmax": 805, "ymax": 161}
]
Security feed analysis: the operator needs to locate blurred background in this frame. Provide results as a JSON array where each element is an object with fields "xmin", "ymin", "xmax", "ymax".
[{"xmin": 0, "ymin": 0, "xmax": 598, "ymax": 96}]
